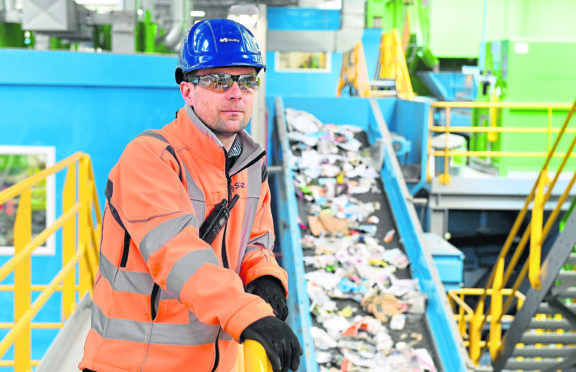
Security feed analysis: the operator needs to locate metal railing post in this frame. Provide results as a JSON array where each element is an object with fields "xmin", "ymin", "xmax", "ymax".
[
  {"xmin": 62, "ymin": 163, "xmax": 77, "ymax": 319},
  {"xmin": 13, "ymin": 188, "xmax": 32, "ymax": 372},
  {"xmin": 470, "ymin": 301, "xmax": 484, "ymax": 364},
  {"xmin": 78, "ymin": 156, "xmax": 91, "ymax": 297},
  {"xmin": 489, "ymin": 256, "xmax": 504, "ymax": 358}
]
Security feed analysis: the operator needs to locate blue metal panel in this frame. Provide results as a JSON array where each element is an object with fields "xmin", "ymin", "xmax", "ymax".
[
  {"xmin": 265, "ymin": 51, "xmax": 344, "ymax": 98},
  {"xmin": 379, "ymin": 98, "xmax": 433, "ymax": 195},
  {"xmin": 267, "ymin": 8, "xmax": 341, "ymax": 30},
  {"xmin": 0, "ymin": 49, "xmax": 181, "ymax": 206}
]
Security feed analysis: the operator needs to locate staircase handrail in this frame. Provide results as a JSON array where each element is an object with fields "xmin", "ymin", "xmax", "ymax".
[
  {"xmin": 465, "ymin": 100, "xmax": 576, "ymax": 363},
  {"xmin": 0, "ymin": 152, "xmax": 101, "ymax": 371}
]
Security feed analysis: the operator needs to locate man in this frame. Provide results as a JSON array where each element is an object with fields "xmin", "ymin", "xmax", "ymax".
[{"xmin": 79, "ymin": 19, "xmax": 302, "ymax": 372}]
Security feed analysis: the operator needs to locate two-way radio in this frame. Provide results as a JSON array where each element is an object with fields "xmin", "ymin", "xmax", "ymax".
[{"xmin": 199, "ymin": 194, "xmax": 240, "ymax": 244}]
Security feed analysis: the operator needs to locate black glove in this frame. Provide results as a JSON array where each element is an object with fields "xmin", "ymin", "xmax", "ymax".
[
  {"xmin": 246, "ymin": 275, "xmax": 288, "ymax": 321},
  {"xmin": 241, "ymin": 316, "xmax": 302, "ymax": 372}
]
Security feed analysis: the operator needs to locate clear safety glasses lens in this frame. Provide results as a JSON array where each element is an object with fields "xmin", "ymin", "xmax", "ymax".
[{"xmin": 191, "ymin": 73, "xmax": 261, "ymax": 93}]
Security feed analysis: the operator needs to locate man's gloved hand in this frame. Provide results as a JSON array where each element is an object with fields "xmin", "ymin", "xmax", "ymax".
[
  {"xmin": 241, "ymin": 316, "xmax": 302, "ymax": 372},
  {"xmin": 246, "ymin": 276, "xmax": 288, "ymax": 321}
]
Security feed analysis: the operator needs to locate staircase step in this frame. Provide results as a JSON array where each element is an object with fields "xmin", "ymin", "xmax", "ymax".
[
  {"xmin": 521, "ymin": 332, "xmax": 576, "ymax": 344},
  {"xmin": 566, "ymin": 253, "xmax": 576, "ymax": 266},
  {"xmin": 557, "ymin": 270, "xmax": 576, "ymax": 285},
  {"xmin": 537, "ymin": 303, "xmax": 576, "ymax": 314},
  {"xmin": 513, "ymin": 345, "xmax": 576, "ymax": 358},
  {"xmin": 556, "ymin": 287, "xmax": 576, "ymax": 299},
  {"xmin": 505, "ymin": 358, "xmax": 565, "ymax": 371},
  {"xmin": 528, "ymin": 318, "xmax": 576, "ymax": 330}
]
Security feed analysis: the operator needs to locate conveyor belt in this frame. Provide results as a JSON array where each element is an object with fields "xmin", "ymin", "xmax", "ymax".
[
  {"xmin": 288, "ymin": 119, "xmax": 440, "ymax": 370},
  {"xmin": 271, "ymin": 96, "xmax": 470, "ymax": 372}
]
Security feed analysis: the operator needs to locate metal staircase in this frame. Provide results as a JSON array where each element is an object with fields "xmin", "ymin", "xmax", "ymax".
[
  {"xmin": 494, "ymin": 237, "xmax": 576, "ymax": 371},
  {"xmin": 447, "ymin": 101, "xmax": 576, "ymax": 371}
]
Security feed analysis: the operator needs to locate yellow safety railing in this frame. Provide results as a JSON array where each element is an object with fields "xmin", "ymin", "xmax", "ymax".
[
  {"xmin": 0, "ymin": 152, "xmax": 101, "ymax": 371},
  {"xmin": 428, "ymin": 101, "xmax": 574, "ymax": 185},
  {"xmin": 443, "ymin": 101, "xmax": 576, "ymax": 364},
  {"xmin": 337, "ymin": 29, "xmax": 414, "ymax": 99},
  {"xmin": 0, "ymin": 152, "xmax": 273, "ymax": 372},
  {"xmin": 236, "ymin": 341, "xmax": 273, "ymax": 372},
  {"xmin": 447, "ymin": 289, "xmax": 525, "ymax": 347},
  {"xmin": 337, "ymin": 41, "xmax": 371, "ymax": 98},
  {"xmin": 373, "ymin": 29, "xmax": 414, "ymax": 100}
]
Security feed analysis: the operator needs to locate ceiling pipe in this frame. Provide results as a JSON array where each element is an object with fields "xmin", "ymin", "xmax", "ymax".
[
  {"xmin": 157, "ymin": 0, "xmax": 186, "ymax": 50},
  {"xmin": 266, "ymin": 0, "xmax": 365, "ymax": 52}
]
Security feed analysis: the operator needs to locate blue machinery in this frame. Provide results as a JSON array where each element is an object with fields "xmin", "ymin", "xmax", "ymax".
[{"xmin": 269, "ymin": 96, "xmax": 470, "ymax": 371}]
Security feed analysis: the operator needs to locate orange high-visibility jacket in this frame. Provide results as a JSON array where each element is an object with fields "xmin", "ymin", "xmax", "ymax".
[{"xmin": 80, "ymin": 106, "xmax": 288, "ymax": 372}]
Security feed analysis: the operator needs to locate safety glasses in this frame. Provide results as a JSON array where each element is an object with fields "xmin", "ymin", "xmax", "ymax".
[{"xmin": 189, "ymin": 73, "xmax": 261, "ymax": 93}]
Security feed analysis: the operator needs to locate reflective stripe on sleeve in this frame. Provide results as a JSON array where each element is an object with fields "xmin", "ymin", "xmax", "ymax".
[
  {"xmin": 99, "ymin": 252, "xmax": 154, "ymax": 295},
  {"xmin": 166, "ymin": 248, "xmax": 219, "ymax": 300},
  {"xmin": 91, "ymin": 303, "xmax": 220, "ymax": 346},
  {"xmin": 245, "ymin": 232, "xmax": 274, "ymax": 254},
  {"xmin": 139, "ymin": 213, "xmax": 199, "ymax": 262}
]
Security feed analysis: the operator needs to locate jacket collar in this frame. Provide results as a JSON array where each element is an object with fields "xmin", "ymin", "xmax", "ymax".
[{"xmin": 169, "ymin": 106, "xmax": 266, "ymax": 176}]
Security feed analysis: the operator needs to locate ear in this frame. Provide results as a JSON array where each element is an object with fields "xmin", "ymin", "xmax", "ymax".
[{"xmin": 180, "ymin": 82, "xmax": 195, "ymax": 106}]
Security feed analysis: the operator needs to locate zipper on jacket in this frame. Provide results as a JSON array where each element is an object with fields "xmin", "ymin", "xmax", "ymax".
[
  {"xmin": 150, "ymin": 284, "xmax": 160, "ymax": 320},
  {"xmin": 120, "ymin": 230, "xmax": 130, "ymax": 268},
  {"xmin": 210, "ymin": 328, "xmax": 222, "ymax": 372},
  {"xmin": 222, "ymin": 147, "xmax": 232, "ymax": 269}
]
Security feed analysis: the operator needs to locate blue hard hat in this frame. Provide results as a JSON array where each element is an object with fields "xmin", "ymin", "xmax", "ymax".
[{"xmin": 175, "ymin": 19, "xmax": 266, "ymax": 84}]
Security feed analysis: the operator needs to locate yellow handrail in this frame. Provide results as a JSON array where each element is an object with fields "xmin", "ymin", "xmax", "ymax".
[
  {"xmin": 428, "ymin": 101, "xmax": 574, "ymax": 185},
  {"xmin": 243, "ymin": 340, "xmax": 273, "ymax": 371},
  {"xmin": 0, "ymin": 152, "xmax": 101, "ymax": 370},
  {"xmin": 442, "ymin": 101, "xmax": 576, "ymax": 364},
  {"xmin": 447, "ymin": 289, "xmax": 525, "ymax": 344},
  {"xmin": 337, "ymin": 41, "xmax": 371, "ymax": 98},
  {"xmin": 336, "ymin": 30, "xmax": 414, "ymax": 99}
]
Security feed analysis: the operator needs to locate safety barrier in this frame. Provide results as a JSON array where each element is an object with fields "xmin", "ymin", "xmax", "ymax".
[
  {"xmin": 0, "ymin": 153, "xmax": 101, "ymax": 371},
  {"xmin": 337, "ymin": 29, "xmax": 414, "ymax": 99},
  {"xmin": 0, "ymin": 152, "xmax": 273, "ymax": 372},
  {"xmin": 428, "ymin": 101, "xmax": 574, "ymax": 184},
  {"xmin": 447, "ymin": 288, "xmax": 525, "ymax": 348},
  {"xmin": 444, "ymin": 101, "xmax": 576, "ymax": 363}
]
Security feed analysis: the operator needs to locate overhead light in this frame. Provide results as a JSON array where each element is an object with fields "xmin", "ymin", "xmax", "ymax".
[
  {"xmin": 228, "ymin": 5, "xmax": 260, "ymax": 30},
  {"xmin": 189, "ymin": 10, "xmax": 206, "ymax": 17}
]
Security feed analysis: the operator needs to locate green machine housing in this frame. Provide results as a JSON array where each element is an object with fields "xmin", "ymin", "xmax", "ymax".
[{"xmin": 472, "ymin": 39, "xmax": 576, "ymax": 176}]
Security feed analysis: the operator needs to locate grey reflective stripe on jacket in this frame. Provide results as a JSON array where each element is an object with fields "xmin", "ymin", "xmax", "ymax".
[
  {"xmin": 91, "ymin": 302, "xmax": 231, "ymax": 345},
  {"xmin": 236, "ymin": 162, "xmax": 266, "ymax": 271}
]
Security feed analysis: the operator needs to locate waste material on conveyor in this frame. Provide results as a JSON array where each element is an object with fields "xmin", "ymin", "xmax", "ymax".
[{"xmin": 285, "ymin": 108, "xmax": 439, "ymax": 372}]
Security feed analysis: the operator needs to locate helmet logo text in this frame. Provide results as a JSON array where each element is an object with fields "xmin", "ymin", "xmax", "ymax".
[{"xmin": 220, "ymin": 37, "xmax": 240, "ymax": 43}]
